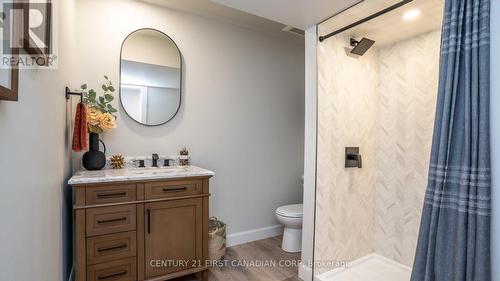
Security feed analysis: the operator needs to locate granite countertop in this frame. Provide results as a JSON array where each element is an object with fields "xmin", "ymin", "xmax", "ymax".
[{"xmin": 68, "ymin": 165, "xmax": 215, "ymax": 185}]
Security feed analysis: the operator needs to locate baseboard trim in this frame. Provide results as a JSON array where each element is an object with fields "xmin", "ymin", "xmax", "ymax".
[
  {"xmin": 299, "ymin": 263, "xmax": 313, "ymax": 281},
  {"xmin": 226, "ymin": 224, "xmax": 283, "ymax": 247}
]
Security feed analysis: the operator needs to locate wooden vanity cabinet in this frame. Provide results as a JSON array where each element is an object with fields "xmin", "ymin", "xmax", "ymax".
[
  {"xmin": 145, "ymin": 199, "xmax": 203, "ymax": 279},
  {"xmin": 72, "ymin": 177, "xmax": 211, "ymax": 281}
]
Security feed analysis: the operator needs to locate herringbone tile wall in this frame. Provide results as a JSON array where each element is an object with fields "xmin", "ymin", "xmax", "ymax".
[
  {"xmin": 316, "ymin": 32, "xmax": 379, "ymax": 274},
  {"xmin": 315, "ymin": 30, "xmax": 440, "ymax": 273},
  {"xmin": 374, "ymin": 30, "xmax": 441, "ymax": 267}
]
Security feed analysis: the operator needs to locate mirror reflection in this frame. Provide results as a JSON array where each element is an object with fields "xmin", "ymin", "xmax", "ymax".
[{"xmin": 120, "ymin": 29, "xmax": 181, "ymax": 126}]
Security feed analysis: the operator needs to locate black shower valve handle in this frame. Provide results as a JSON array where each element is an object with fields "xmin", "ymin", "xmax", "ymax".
[
  {"xmin": 345, "ymin": 147, "xmax": 363, "ymax": 169},
  {"xmin": 347, "ymin": 153, "xmax": 363, "ymax": 168}
]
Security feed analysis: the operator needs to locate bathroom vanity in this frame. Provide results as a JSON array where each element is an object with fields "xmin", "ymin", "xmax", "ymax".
[{"xmin": 68, "ymin": 166, "xmax": 214, "ymax": 281}]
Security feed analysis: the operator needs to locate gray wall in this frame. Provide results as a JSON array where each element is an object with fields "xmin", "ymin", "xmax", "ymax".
[
  {"xmin": 146, "ymin": 87, "xmax": 180, "ymax": 125},
  {"xmin": 0, "ymin": 1, "xmax": 76, "ymax": 280},
  {"xmin": 73, "ymin": 0, "xmax": 305, "ymax": 236}
]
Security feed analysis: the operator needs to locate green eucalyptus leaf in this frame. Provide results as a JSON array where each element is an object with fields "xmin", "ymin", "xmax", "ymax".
[
  {"xmin": 104, "ymin": 94, "xmax": 114, "ymax": 101},
  {"xmin": 108, "ymin": 86, "xmax": 115, "ymax": 92},
  {"xmin": 81, "ymin": 84, "xmax": 87, "ymax": 90},
  {"xmin": 104, "ymin": 75, "xmax": 109, "ymax": 80},
  {"xmin": 102, "ymin": 85, "xmax": 108, "ymax": 91}
]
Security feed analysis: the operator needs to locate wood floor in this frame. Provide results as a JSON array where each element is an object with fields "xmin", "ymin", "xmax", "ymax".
[{"xmin": 173, "ymin": 236, "xmax": 301, "ymax": 281}]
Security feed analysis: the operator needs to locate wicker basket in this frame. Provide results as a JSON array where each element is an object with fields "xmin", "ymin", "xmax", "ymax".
[{"xmin": 208, "ymin": 217, "xmax": 226, "ymax": 261}]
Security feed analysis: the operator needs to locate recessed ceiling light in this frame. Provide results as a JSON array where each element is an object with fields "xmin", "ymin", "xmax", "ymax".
[{"xmin": 403, "ymin": 9, "xmax": 421, "ymax": 21}]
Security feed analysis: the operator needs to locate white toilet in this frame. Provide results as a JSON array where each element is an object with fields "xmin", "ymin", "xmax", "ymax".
[{"xmin": 275, "ymin": 203, "xmax": 303, "ymax": 253}]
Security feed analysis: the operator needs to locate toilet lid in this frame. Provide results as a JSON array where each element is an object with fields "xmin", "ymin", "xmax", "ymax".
[{"xmin": 276, "ymin": 204, "xmax": 303, "ymax": 218}]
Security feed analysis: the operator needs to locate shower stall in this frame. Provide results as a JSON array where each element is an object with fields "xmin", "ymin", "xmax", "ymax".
[{"xmin": 313, "ymin": 0, "xmax": 445, "ymax": 280}]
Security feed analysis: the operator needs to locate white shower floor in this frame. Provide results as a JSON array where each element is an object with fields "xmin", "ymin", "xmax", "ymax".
[{"xmin": 316, "ymin": 254, "xmax": 411, "ymax": 281}]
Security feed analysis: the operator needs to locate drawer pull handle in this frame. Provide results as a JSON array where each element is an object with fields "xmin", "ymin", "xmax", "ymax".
[
  {"xmin": 98, "ymin": 270, "xmax": 127, "ymax": 280},
  {"xmin": 162, "ymin": 187, "xmax": 188, "ymax": 192},
  {"xmin": 97, "ymin": 243, "xmax": 127, "ymax": 253},
  {"xmin": 147, "ymin": 209, "xmax": 151, "ymax": 234},
  {"xmin": 96, "ymin": 192, "xmax": 127, "ymax": 198},
  {"xmin": 97, "ymin": 217, "xmax": 127, "ymax": 224}
]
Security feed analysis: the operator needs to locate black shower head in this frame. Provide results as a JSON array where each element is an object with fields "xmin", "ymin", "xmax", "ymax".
[{"xmin": 350, "ymin": 37, "xmax": 375, "ymax": 56}]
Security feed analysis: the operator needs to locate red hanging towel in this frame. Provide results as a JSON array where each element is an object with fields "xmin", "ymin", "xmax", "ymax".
[
  {"xmin": 80, "ymin": 104, "xmax": 88, "ymax": 150},
  {"xmin": 72, "ymin": 103, "xmax": 89, "ymax": 152}
]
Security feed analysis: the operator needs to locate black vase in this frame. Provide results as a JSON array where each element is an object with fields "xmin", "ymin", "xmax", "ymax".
[{"xmin": 82, "ymin": 133, "xmax": 107, "ymax": 170}]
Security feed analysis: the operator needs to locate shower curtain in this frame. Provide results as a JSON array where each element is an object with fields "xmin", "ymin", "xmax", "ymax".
[{"xmin": 411, "ymin": 0, "xmax": 491, "ymax": 281}]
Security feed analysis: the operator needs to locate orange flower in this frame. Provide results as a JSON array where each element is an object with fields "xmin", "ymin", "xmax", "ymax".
[
  {"xmin": 99, "ymin": 113, "xmax": 117, "ymax": 131},
  {"xmin": 87, "ymin": 107, "xmax": 102, "ymax": 126}
]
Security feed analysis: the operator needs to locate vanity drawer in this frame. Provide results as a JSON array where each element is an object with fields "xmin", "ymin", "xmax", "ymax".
[
  {"xmin": 86, "ymin": 231, "xmax": 136, "ymax": 265},
  {"xmin": 87, "ymin": 257, "xmax": 136, "ymax": 281},
  {"xmin": 86, "ymin": 184, "xmax": 136, "ymax": 205},
  {"xmin": 86, "ymin": 205, "xmax": 136, "ymax": 237},
  {"xmin": 145, "ymin": 179, "xmax": 203, "ymax": 200}
]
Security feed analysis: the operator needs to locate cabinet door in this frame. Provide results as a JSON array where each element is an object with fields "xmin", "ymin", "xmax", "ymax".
[{"xmin": 144, "ymin": 198, "xmax": 203, "ymax": 279}]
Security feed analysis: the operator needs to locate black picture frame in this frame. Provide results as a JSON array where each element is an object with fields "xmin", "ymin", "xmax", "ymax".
[{"xmin": 0, "ymin": 2, "xmax": 21, "ymax": 101}]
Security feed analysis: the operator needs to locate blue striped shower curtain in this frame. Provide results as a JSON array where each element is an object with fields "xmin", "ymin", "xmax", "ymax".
[{"xmin": 411, "ymin": 0, "xmax": 491, "ymax": 281}]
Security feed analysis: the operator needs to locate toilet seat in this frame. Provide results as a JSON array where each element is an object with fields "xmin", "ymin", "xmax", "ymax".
[{"xmin": 276, "ymin": 204, "xmax": 303, "ymax": 218}]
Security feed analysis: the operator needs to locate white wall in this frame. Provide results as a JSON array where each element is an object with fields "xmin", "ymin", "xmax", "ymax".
[
  {"xmin": 491, "ymin": 2, "xmax": 499, "ymax": 280},
  {"xmin": 299, "ymin": 25, "xmax": 317, "ymax": 281},
  {"xmin": 73, "ymin": 0, "xmax": 305, "ymax": 238},
  {"xmin": 0, "ymin": 1, "xmax": 76, "ymax": 281},
  {"xmin": 122, "ymin": 31, "xmax": 181, "ymax": 68}
]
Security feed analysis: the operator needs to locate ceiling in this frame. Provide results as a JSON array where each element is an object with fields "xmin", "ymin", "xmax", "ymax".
[
  {"xmin": 140, "ymin": 0, "xmax": 305, "ymax": 39},
  {"xmin": 319, "ymin": 0, "xmax": 445, "ymax": 46},
  {"xmin": 210, "ymin": 0, "xmax": 361, "ymax": 30},
  {"xmin": 142, "ymin": 0, "xmax": 444, "ymax": 45},
  {"xmin": 142, "ymin": 0, "xmax": 362, "ymax": 31}
]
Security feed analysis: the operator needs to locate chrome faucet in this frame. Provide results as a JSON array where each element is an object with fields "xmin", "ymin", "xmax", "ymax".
[{"xmin": 152, "ymin": 153, "xmax": 159, "ymax": 167}]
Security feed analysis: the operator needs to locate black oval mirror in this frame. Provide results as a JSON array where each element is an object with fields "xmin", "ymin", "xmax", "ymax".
[{"xmin": 120, "ymin": 29, "xmax": 182, "ymax": 126}]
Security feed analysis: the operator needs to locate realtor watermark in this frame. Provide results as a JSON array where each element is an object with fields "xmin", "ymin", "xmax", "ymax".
[
  {"xmin": 1, "ymin": 0, "xmax": 57, "ymax": 69},
  {"xmin": 148, "ymin": 259, "xmax": 352, "ymax": 269}
]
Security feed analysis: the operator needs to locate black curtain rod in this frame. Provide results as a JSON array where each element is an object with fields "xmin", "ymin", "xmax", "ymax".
[{"xmin": 319, "ymin": 0, "xmax": 414, "ymax": 42}]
